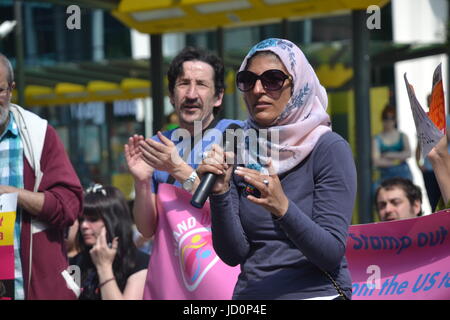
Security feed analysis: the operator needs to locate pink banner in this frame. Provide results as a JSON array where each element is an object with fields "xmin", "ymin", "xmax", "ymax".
[
  {"xmin": 143, "ymin": 183, "xmax": 240, "ymax": 300},
  {"xmin": 346, "ymin": 210, "xmax": 450, "ymax": 300}
]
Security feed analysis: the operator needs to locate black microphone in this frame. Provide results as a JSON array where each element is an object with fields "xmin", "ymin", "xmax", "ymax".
[{"xmin": 190, "ymin": 123, "xmax": 241, "ymax": 208}]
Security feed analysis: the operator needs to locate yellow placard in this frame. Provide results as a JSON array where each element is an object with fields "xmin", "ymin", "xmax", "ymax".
[{"xmin": 0, "ymin": 211, "xmax": 16, "ymax": 246}]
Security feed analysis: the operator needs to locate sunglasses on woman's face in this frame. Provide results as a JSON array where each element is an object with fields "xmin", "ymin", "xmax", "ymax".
[{"xmin": 236, "ymin": 69, "xmax": 292, "ymax": 92}]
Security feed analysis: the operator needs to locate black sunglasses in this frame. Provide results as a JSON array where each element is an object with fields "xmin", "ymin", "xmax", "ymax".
[{"xmin": 236, "ymin": 69, "xmax": 292, "ymax": 92}]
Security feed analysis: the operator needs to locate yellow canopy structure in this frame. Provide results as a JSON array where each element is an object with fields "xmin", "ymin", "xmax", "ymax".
[
  {"xmin": 11, "ymin": 60, "xmax": 152, "ymax": 107},
  {"xmin": 113, "ymin": 0, "xmax": 389, "ymax": 34},
  {"xmin": 12, "ymin": 78, "xmax": 151, "ymax": 106}
]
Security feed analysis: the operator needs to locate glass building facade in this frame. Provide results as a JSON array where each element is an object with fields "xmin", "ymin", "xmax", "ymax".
[{"xmin": 0, "ymin": 1, "xmax": 395, "ymax": 203}]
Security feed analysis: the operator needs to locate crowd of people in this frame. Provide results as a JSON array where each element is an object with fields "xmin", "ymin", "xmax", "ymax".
[{"xmin": 0, "ymin": 37, "xmax": 449, "ymax": 300}]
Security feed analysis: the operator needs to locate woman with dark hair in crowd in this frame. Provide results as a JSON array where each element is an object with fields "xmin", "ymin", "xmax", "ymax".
[{"xmin": 70, "ymin": 184, "xmax": 149, "ymax": 300}]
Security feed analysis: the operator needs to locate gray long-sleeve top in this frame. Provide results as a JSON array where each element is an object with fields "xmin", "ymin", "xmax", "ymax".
[{"xmin": 210, "ymin": 131, "xmax": 357, "ymax": 300}]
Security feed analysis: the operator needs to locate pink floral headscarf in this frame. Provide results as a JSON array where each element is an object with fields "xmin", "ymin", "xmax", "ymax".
[{"xmin": 239, "ymin": 38, "xmax": 331, "ymax": 174}]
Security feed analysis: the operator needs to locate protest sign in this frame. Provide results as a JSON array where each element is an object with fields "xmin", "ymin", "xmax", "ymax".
[
  {"xmin": 0, "ymin": 193, "xmax": 18, "ymax": 300},
  {"xmin": 404, "ymin": 68, "xmax": 445, "ymax": 158},
  {"xmin": 347, "ymin": 210, "xmax": 450, "ymax": 300}
]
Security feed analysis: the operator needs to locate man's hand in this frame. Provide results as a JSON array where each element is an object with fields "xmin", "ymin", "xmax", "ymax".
[
  {"xmin": 124, "ymin": 135, "xmax": 154, "ymax": 183},
  {"xmin": 0, "ymin": 185, "xmax": 44, "ymax": 216},
  {"xmin": 138, "ymin": 131, "xmax": 184, "ymax": 176},
  {"xmin": 0, "ymin": 185, "xmax": 18, "ymax": 195},
  {"xmin": 429, "ymin": 134, "xmax": 449, "ymax": 160}
]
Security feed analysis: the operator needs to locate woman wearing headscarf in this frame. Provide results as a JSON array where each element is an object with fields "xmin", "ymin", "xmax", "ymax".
[{"xmin": 197, "ymin": 38, "xmax": 357, "ymax": 300}]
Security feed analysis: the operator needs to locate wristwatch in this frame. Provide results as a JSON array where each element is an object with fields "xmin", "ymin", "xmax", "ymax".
[{"xmin": 182, "ymin": 170, "xmax": 198, "ymax": 192}]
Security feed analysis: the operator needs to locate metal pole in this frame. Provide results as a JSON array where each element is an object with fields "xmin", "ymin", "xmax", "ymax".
[
  {"xmin": 24, "ymin": 3, "xmax": 37, "ymax": 66},
  {"xmin": 150, "ymin": 34, "xmax": 165, "ymax": 134},
  {"xmin": 91, "ymin": 9, "xmax": 104, "ymax": 61},
  {"xmin": 14, "ymin": 1, "xmax": 25, "ymax": 107},
  {"xmin": 216, "ymin": 27, "xmax": 228, "ymax": 120},
  {"xmin": 281, "ymin": 19, "xmax": 289, "ymax": 40},
  {"xmin": 216, "ymin": 27, "xmax": 224, "ymax": 61},
  {"xmin": 54, "ymin": 6, "xmax": 66, "ymax": 62},
  {"xmin": 352, "ymin": 10, "xmax": 373, "ymax": 224}
]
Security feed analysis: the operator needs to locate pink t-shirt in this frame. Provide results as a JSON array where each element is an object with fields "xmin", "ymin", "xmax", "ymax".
[{"xmin": 143, "ymin": 183, "xmax": 240, "ymax": 299}]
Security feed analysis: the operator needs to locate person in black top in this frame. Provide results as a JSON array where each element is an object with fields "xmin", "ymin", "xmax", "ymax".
[{"xmin": 70, "ymin": 184, "xmax": 149, "ymax": 300}]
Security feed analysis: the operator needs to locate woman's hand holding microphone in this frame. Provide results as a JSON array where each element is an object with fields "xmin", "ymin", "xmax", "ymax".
[
  {"xmin": 198, "ymin": 145, "xmax": 289, "ymax": 217},
  {"xmin": 196, "ymin": 144, "xmax": 235, "ymax": 196}
]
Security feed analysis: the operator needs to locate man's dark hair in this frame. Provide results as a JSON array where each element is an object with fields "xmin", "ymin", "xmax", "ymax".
[
  {"xmin": 375, "ymin": 177, "xmax": 423, "ymax": 216},
  {"xmin": 167, "ymin": 47, "xmax": 225, "ymax": 114}
]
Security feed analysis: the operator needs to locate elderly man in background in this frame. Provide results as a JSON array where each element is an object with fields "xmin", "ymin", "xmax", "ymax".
[{"xmin": 0, "ymin": 53, "xmax": 83, "ymax": 300}]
